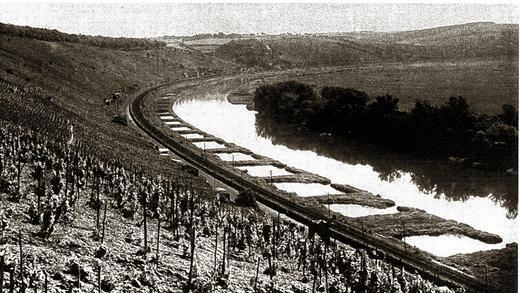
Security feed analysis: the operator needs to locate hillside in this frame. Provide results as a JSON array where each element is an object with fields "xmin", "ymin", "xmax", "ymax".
[
  {"xmin": 0, "ymin": 22, "xmax": 238, "ymax": 176},
  {"xmin": 0, "ymin": 22, "xmax": 166, "ymax": 50},
  {"xmin": 341, "ymin": 22, "xmax": 517, "ymax": 46},
  {"xmin": 291, "ymin": 59, "xmax": 517, "ymax": 114},
  {"xmin": 213, "ymin": 22, "xmax": 518, "ymax": 68},
  {"xmin": 212, "ymin": 22, "xmax": 518, "ymax": 114},
  {"xmin": 339, "ymin": 22, "xmax": 518, "ymax": 60}
]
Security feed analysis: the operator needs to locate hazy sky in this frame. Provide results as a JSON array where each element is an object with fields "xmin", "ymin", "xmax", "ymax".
[{"xmin": 0, "ymin": 3, "xmax": 518, "ymax": 37}]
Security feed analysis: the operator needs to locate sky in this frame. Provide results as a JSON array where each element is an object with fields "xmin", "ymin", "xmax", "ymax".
[{"xmin": 0, "ymin": 2, "xmax": 518, "ymax": 37}]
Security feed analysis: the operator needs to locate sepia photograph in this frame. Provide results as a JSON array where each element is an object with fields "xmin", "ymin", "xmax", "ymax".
[{"xmin": 0, "ymin": 1, "xmax": 517, "ymax": 292}]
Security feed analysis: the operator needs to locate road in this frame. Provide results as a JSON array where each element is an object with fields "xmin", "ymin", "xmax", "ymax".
[{"xmin": 127, "ymin": 71, "xmax": 502, "ymax": 293}]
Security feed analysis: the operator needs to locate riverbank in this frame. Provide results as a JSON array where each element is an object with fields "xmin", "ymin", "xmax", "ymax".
[
  {"xmin": 227, "ymin": 91, "xmax": 252, "ymax": 105},
  {"xmin": 165, "ymin": 82, "xmax": 507, "ymax": 245}
]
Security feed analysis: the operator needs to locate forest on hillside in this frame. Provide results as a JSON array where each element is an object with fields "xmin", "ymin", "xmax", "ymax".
[{"xmin": 0, "ymin": 22, "xmax": 166, "ymax": 50}]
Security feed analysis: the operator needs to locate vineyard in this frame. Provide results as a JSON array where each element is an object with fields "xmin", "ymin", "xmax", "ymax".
[{"xmin": 0, "ymin": 82, "xmax": 468, "ymax": 293}]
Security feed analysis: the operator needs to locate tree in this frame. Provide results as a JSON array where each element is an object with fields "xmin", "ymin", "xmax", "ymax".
[
  {"xmin": 320, "ymin": 87, "xmax": 368, "ymax": 111},
  {"xmin": 443, "ymin": 96, "xmax": 472, "ymax": 129},
  {"xmin": 254, "ymin": 81, "xmax": 318, "ymax": 124},
  {"xmin": 498, "ymin": 104, "xmax": 518, "ymax": 127},
  {"xmin": 253, "ymin": 81, "xmax": 517, "ymax": 170},
  {"xmin": 320, "ymin": 86, "xmax": 369, "ymax": 134},
  {"xmin": 369, "ymin": 95, "xmax": 399, "ymax": 115}
]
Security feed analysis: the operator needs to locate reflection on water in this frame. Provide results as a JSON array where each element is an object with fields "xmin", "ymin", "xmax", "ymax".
[
  {"xmin": 406, "ymin": 235, "xmax": 503, "ymax": 257},
  {"xmin": 173, "ymin": 96, "xmax": 517, "ymax": 248},
  {"xmin": 255, "ymin": 116, "xmax": 518, "ymax": 218},
  {"xmin": 330, "ymin": 204, "xmax": 399, "ymax": 218}
]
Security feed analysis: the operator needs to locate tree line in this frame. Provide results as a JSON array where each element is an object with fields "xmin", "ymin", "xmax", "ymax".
[
  {"xmin": 0, "ymin": 22, "xmax": 166, "ymax": 50},
  {"xmin": 254, "ymin": 81, "xmax": 518, "ymax": 170}
]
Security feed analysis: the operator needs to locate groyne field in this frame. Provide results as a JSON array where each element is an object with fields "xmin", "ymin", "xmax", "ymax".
[{"xmin": 132, "ymin": 70, "xmax": 508, "ymax": 292}]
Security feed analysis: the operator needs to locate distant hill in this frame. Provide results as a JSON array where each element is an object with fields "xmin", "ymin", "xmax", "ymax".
[
  {"xmin": 213, "ymin": 22, "xmax": 518, "ymax": 68},
  {"xmin": 340, "ymin": 22, "xmax": 518, "ymax": 59},
  {"xmin": 342, "ymin": 22, "xmax": 517, "ymax": 46}
]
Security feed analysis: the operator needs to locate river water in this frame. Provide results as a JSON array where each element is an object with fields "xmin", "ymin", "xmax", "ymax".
[{"xmin": 172, "ymin": 95, "xmax": 517, "ymax": 256}]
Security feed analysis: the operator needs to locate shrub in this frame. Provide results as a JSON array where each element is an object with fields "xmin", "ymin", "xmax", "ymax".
[{"xmin": 111, "ymin": 115, "xmax": 127, "ymax": 126}]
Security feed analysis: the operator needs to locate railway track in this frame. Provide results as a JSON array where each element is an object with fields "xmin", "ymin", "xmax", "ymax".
[{"xmin": 128, "ymin": 76, "xmax": 502, "ymax": 293}]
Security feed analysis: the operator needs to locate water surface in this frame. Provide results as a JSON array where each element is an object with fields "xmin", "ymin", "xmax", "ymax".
[
  {"xmin": 330, "ymin": 204, "xmax": 399, "ymax": 218},
  {"xmin": 173, "ymin": 96, "xmax": 517, "ymax": 254},
  {"xmin": 171, "ymin": 126, "xmax": 193, "ymax": 131},
  {"xmin": 193, "ymin": 141, "xmax": 226, "ymax": 149},
  {"xmin": 159, "ymin": 115, "xmax": 176, "ymax": 120},
  {"xmin": 406, "ymin": 235, "xmax": 502, "ymax": 257},
  {"xmin": 274, "ymin": 182, "xmax": 340, "ymax": 197},
  {"xmin": 216, "ymin": 152, "xmax": 255, "ymax": 161},
  {"xmin": 238, "ymin": 165, "xmax": 292, "ymax": 177},
  {"xmin": 181, "ymin": 133, "xmax": 204, "ymax": 139}
]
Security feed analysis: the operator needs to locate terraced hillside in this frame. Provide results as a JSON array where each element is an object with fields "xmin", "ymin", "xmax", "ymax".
[{"xmin": 0, "ymin": 22, "xmax": 238, "ymax": 175}]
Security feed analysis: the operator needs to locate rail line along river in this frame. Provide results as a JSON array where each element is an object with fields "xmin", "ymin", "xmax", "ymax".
[{"xmin": 172, "ymin": 93, "xmax": 517, "ymax": 257}]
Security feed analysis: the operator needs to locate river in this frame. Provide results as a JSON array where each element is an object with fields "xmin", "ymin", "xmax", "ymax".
[{"xmin": 172, "ymin": 94, "xmax": 517, "ymax": 256}]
